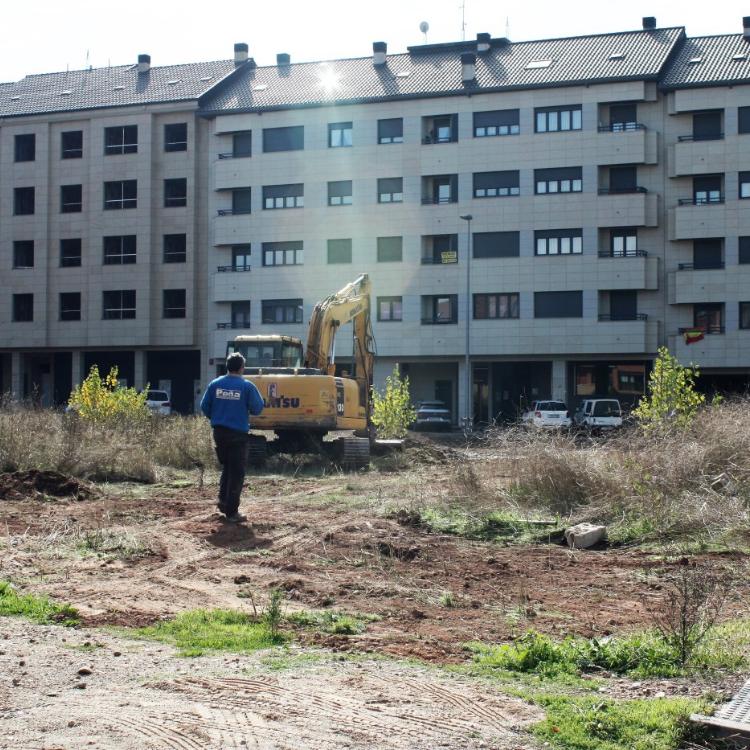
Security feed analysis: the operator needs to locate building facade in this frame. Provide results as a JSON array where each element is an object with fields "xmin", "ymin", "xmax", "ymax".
[{"xmin": 2, "ymin": 20, "xmax": 750, "ymax": 420}]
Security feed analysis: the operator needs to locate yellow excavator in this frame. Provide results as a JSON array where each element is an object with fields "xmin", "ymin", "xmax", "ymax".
[{"xmin": 225, "ymin": 274, "xmax": 376, "ymax": 468}]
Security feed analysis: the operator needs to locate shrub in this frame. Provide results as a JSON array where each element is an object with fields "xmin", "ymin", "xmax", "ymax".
[
  {"xmin": 371, "ymin": 367, "xmax": 417, "ymax": 439},
  {"xmin": 68, "ymin": 366, "xmax": 149, "ymax": 424}
]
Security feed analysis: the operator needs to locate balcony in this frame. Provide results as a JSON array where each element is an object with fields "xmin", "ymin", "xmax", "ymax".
[
  {"xmin": 594, "ymin": 253, "xmax": 659, "ymax": 290},
  {"xmin": 670, "ymin": 264, "xmax": 750, "ymax": 304},
  {"xmin": 669, "ymin": 329, "xmax": 747, "ymax": 368},
  {"xmin": 596, "ymin": 190, "xmax": 658, "ymax": 227},
  {"xmin": 421, "ymin": 317, "xmax": 458, "ymax": 325},
  {"xmin": 670, "ymin": 137, "xmax": 732, "ymax": 177},
  {"xmin": 214, "ymin": 158, "xmax": 253, "ymax": 189},
  {"xmin": 213, "ymin": 212, "xmax": 252, "ymax": 246},
  {"xmin": 598, "ymin": 313, "xmax": 649, "ymax": 321},
  {"xmin": 595, "ymin": 126, "xmax": 657, "ymax": 165},
  {"xmin": 216, "ymin": 321, "xmax": 251, "ymax": 330},
  {"xmin": 421, "ymin": 253, "xmax": 458, "ymax": 265},
  {"xmin": 669, "ymin": 200, "xmax": 733, "ymax": 240},
  {"xmin": 213, "ymin": 269, "xmax": 253, "ymax": 302}
]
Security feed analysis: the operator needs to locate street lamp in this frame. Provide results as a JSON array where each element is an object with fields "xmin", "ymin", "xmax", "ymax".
[{"xmin": 459, "ymin": 214, "xmax": 473, "ymax": 433}]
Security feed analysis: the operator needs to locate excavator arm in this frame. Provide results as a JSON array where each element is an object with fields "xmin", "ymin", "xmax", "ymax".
[{"xmin": 304, "ymin": 274, "xmax": 376, "ymax": 409}]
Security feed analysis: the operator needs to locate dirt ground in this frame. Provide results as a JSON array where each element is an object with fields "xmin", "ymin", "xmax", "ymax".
[{"xmin": 1, "ymin": 439, "xmax": 747, "ymax": 748}]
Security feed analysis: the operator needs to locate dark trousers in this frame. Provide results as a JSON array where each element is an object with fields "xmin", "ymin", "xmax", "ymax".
[{"xmin": 212, "ymin": 426, "xmax": 248, "ymax": 516}]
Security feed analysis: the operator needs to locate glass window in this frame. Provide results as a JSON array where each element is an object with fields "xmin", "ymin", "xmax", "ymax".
[
  {"xmin": 534, "ymin": 291, "xmax": 583, "ymax": 318},
  {"xmin": 60, "ymin": 292, "xmax": 81, "ymax": 321},
  {"xmin": 473, "ymin": 231, "xmax": 520, "ymax": 259},
  {"xmin": 740, "ymin": 172, "xmax": 750, "ymax": 199},
  {"xmin": 473, "ymin": 171, "xmax": 520, "ymax": 198},
  {"xmin": 263, "ymin": 126, "xmax": 303, "ymax": 152},
  {"xmin": 377, "ymin": 296, "xmax": 403, "ymax": 321},
  {"xmin": 13, "ymin": 241, "xmax": 34, "ymax": 269},
  {"xmin": 13, "ymin": 187, "xmax": 35, "ymax": 215},
  {"xmin": 104, "ymin": 125, "xmax": 137, "ymax": 155},
  {"xmin": 263, "ymin": 183, "xmax": 304, "ymax": 209},
  {"xmin": 740, "ymin": 302, "xmax": 750, "ymax": 330},
  {"xmin": 473, "ymin": 109, "xmax": 520, "ymax": 137},
  {"xmin": 102, "ymin": 290, "xmax": 136, "ymax": 320},
  {"xmin": 61, "ymin": 130, "xmax": 83, "ymax": 159},
  {"xmin": 61, "ymin": 184, "xmax": 82, "ymax": 213},
  {"xmin": 164, "ymin": 178, "xmax": 187, "ymax": 207},
  {"xmin": 535, "ymin": 167, "xmax": 582, "ymax": 194},
  {"xmin": 262, "ymin": 299, "xmax": 303, "ymax": 324},
  {"xmin": 327, "ymin": 239, "xmax": 352, "ymax": 264},
  {"xmin": 163, "ymin": 234, "xmax": 187, "ymax": 263},
  {"xmin": 378, "ymin": 177, "xmax": 403, "ymax": 203},
  {"xmin": 60, "ymin": 238, "xmax": 82, "ymax": 267},
  {"xmin": 535, "ymin": 106, "xmax": 582, "ymax": 133},
  {"xmin": 14, "ymin": 134, "xmax": 35, "ymax": 162},
  {"xmin": 473, "ymin": 293, "xmax": 519, "ymax": 319},
  {"xmin": 535, "ymin": 229, "xmax": 583, "ymax": 255},
  {"xmin": 12, "ymin": 294, "xmax": 33, "ymax": 322},
  {"xmin": 163, "ymin": 289, "xmax": 186, "ymax": 318},
  {"xmin": 103, "ymin": 235, "xmax": 136, "ymax": 265},
  {"xmin": 378, "ymin": 118, "xmax": 403, "ymax": 144},
  {"xmin": 262, "ymin": 241, "xmax": 303, "ymax": 266},
  {"xmin": 328, "ymin": 180, "xmax": 352, "ymax": 206},
  {"xmin": 104, "ymin": 180, "xmax": 137, "ymax": 210},
  {"xmin": 328, "ymin": 122, "xmax": 352, "ymax": 148},
  {"xmin": 377, "ymin": 236, "xmax": 402, "ymax": 262},
  {"xmin": 164, "ymin": 123, "xmax": 187, "ymax": 152}
]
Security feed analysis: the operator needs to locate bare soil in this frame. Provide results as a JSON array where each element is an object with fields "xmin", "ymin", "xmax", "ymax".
[{"xmin": 1, "ymin": 440, "xmax": 748, "ymax": 748}]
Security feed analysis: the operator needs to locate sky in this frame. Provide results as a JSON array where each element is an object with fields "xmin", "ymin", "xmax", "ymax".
[{"xmin": 2, "ymin": 0, "xmax": 749, "ymax": 81}]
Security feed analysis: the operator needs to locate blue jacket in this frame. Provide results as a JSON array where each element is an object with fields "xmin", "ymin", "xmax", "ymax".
[{"xmin": 200, "ymin": 374, "xmax": 264, "ymax": 433}]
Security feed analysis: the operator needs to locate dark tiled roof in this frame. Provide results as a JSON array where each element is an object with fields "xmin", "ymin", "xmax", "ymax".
[
  {"xmin": 661, "ymin": 34, "xmax": 750, "ymax": 88},
  {"xmin": 200, "ymin": 27, "xmax": 685, "ymax": 113},
  {"xmin": 0, "ymin": 60, "xmax": 237, "ymax": 117}
]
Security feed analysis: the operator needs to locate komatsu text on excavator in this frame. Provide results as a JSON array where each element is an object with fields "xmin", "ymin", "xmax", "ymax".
[{"xmin": 225, "ymin": 274, "xmax": 376, "ymax": 468}]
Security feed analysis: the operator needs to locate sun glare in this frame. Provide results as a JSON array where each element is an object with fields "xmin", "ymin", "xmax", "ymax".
[{"xmin": 318, "ymin": 67, "xmax": 340, "ymax": 93}]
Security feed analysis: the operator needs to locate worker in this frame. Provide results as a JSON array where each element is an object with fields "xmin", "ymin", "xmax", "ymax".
[{"xmin": 200, "ymin": 352, "xmax": 264, "ymax": 523}]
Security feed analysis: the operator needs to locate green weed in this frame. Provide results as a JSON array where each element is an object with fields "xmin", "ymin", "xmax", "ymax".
[
  {"xmin": 135, "ymin": 609, "xmax": 286, "ymax": 657},
  {"xmin": 76, "ymin": 528, "xmax": 151, "ymax": 559},
  {"xmin": 286, "ymin": 609, "xmax": 376, "ymax": 635},
  {"xmin": 0, "ymin": 580, "xmax": 79, "ymax": 626}
]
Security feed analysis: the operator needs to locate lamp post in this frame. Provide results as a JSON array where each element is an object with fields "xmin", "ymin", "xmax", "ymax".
[{"xmin": 459, "ymin": 214, "xmax": 473, "ymax": 433}]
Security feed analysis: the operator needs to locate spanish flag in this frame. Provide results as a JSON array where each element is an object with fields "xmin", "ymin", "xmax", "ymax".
[{"xmin": 683, "ymin": 329, "xmax": 704, "ymax": 345}]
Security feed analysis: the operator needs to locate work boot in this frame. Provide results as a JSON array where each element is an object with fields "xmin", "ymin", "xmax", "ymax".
[{"xmin": 225, "ymin": 511, "xmax": 247, "ymax": 524}]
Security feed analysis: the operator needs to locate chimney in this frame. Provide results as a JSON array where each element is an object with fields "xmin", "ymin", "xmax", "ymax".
[
  {"xmin": 277, "ymin": 53, "xmax": 291, "ymax": 66},
  {"xmin": 137, "ymin": 54, "xmax": 151, "ymax": 74},
  {"xmin": 744, "ymin": 16, "xmax": 750, "ymax": 40},
  {"xmin": 373, "ymin": 41, "xmax": 387, "ymax": 66},
  {"xmin": 476, "ymin": 33, "xmax": 491, "ymax": 54},
  {"xmin": 234, "ymin": 43, "xmax": 248, "ymax": 67},
  {"xmin": 642, "ymin": 17, "xmax": 657, "ymax": 30},
  {"xmin": 461, "ymin": 52, "xmax": 476, "ymax": 83}
]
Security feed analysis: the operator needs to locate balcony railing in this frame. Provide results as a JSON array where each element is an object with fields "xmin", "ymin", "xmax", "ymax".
[
  {"xmin": 678, "ymin": 325, "xmax": 725, "ymax": 335},
  {"xmin": 421, "ymin": 195, "xmax": 457, "ymax": 205},
  {"xmin": 677, "ymin": 262, "xmax": 725, "ymax": 271},
  {"xmin": 678, "ymin": 196, "xmax": 724, "ymax": 206},
  {"xmin": 597, "ymin": 123, "xmax": 646, "ymax": 132},
  {"xmin": 598, "ymin": 313, "xmax": 648, "ymax": 321},
  {"xmin": 598, "ymin": 249, "xmax": 649, "ymax": 258},
  {"xmin": 217, "ymin": 321, "xmax": 251, "ymax": 329},
  {"xmin": 421, "ymin": 253, "xmax": 458, "ymax": 265},
  {"xmin": 217, "ymin": 208, "xmax": 252, "ymax": 216},
  {"xmin": 217, "ymin": 152, "xmax": 251, "ymax": 159},
  {"xmin": 421, "ymin": 317, "xmax": 458, "ymax": 325},
  {"xmin": 422, "ymin": 133, "xmax": 457, "ymax": 144},
  {"xmin": 597, "ymin": 186, "xmax": 648, "ymax": 195},
  {"xmin": 217, "ymin": 265, "xmax": 252, "ymax": 272},
  {"xmin": 677, "ymin": 133, "xmax": 724, "ymax": 142}
]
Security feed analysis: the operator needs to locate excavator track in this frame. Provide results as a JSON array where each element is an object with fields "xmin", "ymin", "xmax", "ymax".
[
  {"xmin": 339, "ymin": 436, "xmax": 371, "ymax": 469},
  {"xmin": 246, "ymin": 435, "xmax": 268, "ymax": 468}
]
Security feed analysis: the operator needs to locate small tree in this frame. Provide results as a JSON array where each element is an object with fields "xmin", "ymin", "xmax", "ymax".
[
  {"xmin": 68, "ymin": 365, "xmax": 149, "ymax": 423},
  {"xmin": 371, "ymin": 367, "xmax": 417, "ymax": 439},
  {"xmin": 633, "ymin": 347, "xmax": 705, "ymax": 430}
]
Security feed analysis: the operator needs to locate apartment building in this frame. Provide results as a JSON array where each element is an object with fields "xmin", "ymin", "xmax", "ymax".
[
  {"xmin": 2, "ymin": 20, "xmax": 749, "ymax": 420},
  {"xmin": 0, "ymin": 52, "xmax": 242, "ymax": 411}
]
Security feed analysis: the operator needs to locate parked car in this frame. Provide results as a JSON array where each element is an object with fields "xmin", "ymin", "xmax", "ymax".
[
  {"xmin": 412, "ymin": 400, "xmax": 452, "ymax": 431},
  {"xmin": 573, "ymin": 399, "xmax": 622, "ymax": 430},
  {"xmin": 521, "ymin": 400, "xmax": 572, "ymax": 428},
  {"xmin": 143, "ymin": 389, "xmax": 172, "ymax": 416}
]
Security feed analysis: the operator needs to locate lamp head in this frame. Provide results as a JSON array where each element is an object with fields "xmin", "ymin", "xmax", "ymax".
[{"xmin": 459, "ymin": 214, "xmax": 473, "ymax": 221}]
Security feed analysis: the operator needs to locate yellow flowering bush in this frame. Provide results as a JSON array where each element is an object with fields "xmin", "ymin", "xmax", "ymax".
[{"xmin": 68, "ymin": 366, "xmax": 149, "ymax": 424}]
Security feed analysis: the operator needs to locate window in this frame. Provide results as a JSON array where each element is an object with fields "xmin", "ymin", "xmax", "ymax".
[
  {"xmin": 608, "ymin": 103, "xmax": 638, "ymax": 131},
  {"xmin": 740, "ymin": 172, "xmax": 750, "ymax": 199},
  {"xmin": 104, "ymin": 180, "xmax": 137, "ymax": 209},
  {"xmin": 740, "ymin": 237, "xmax": 750, "ymax": 264},
  {"xmin": 12, "ymin": 294, "xmax": 33, "ymax": 322},
  {"xmin": 535, "ymin": 167, "xmax": 582, "ymax": 194},
  {"xmin": 328, "ymin": 180, "xmax": 352, "ymax": 206},
  {"xmin": 422, "ymin": 234, "xmax": 458, "ymax": 264},
  {"xmin": 61, "ymin": 130, "xmax": 83, "ymax": 159},
  {"xmin": 164, "ymin": 178, "xmax": 187, "ymax": 207},
  {"xmin": 693, "ymin": 239, "xmax": 724, "ymax": 269},
  {"xmin": 231, "ymin": 301, "xmax": 251, "ymax": 328},
  {"xmin": 263, "ymin": 183, "xmax": 304, "ymax": 209},
  {"xmin": 473, "ymin": 171, "xmax": 520, "ymax": 198},
  {"xmin": 422, "ymin": 174, "xmax": 458, "ymax": 204},
  {"xmin": 60, "ymin": 239, "xmax": 82, "ymax": 267},
  {"xmin": 534, "ymin": 291, "xmax": 583, "ymax": 318},
  {"xmin": 262, "ymin": 126, "xmax": 304, "ymax": 152},
  {"xmin": 740, "ymin": 302, "xmax": 750, "ymax": 330},
  {"xmin": 103, "ymin": 235, "xmax": 136, "ymax": 265},
  {"xmin": 377, "ymin": 177, "xmax": 403, "ymax": 203},
  {"xmin": 327, "ymin": 239, "xmax": 352, "ymax": 264},
  {"xmin": 231, "ymin": 131, "xmax": 252, "ymax": 157},
  {"xmin": 262, "ymin": 299, "xmax": 303, "ymax": 324},
  {"xmin": 378, "ymin": 118, "xmax": 403, "ymax": 144},
  {"xmin": 610, "ymin": 228, "xmax": 638, "ymax": 257},
  {"xmin": 163, "ymin": 289, "xmax": 186, "ymax": 319},
  {"xmin": 474, "ymin": 293, "xmax": 519, "ymax": 319},
  {"xmin": 535, "ymin": 229, "xmax": 583, "ymax": 256},
  {"xmin": 693, "ymin": 175, "xmax": 722, "ymax": 204},
  {"xmin": 422, "ymin": 294, "xmax": 458, "ymax": 324},
  {"xmin": 740, "ymin": 107, "xmax": 750, "ymax": 135},
  {"xmin": 694, "ymin": 302, "xmax": 724, "ymax": 333},
  {"xmin": 13, "ymin": 241, "xmax": 34, "ymax": 269},
  {"xmin": 692, "ymin": 111, "xmax": 722, "ymax": 140},
  {"xmin": 328, "ymin": 121, "xmax": 352, "ymax": 148},
  {"xmin": 263, "ymin": 241, "xmax": 303, "ymax": 266},
  {"xmin": 473, "ymin": 109, "xmax": 519, "ymax": 137},
  {"xmin": 164, "ymin": 123, "xmax": 187, "ymax": 152},
  {"xmin": 164, "ymin": 234, "xmax": 187, "ymax": 263},
  {"xmin": 60, "ymin": 292, "xmax": 81, "ymax": 321},
  {"xmin": 103, "ymin": 290, "xmax": 136, "ymax": 320},
  {"xmin": 422, "ymin": 114, "xmax": 457, "ymax": 144},
  {"xmin": 61, "ymin": 184, "xmax": 82, "ymax": 213},
  {"xmin": 104, "ymin": 125, "xmax": 137, "ymax": 155},
  {"xmin": 232, "ymin": 246, "xmax": 252, "ymax": 270},
  {"xmin": 377, "ymin": 236, "xmax": 402, "ymax": 262},
  {"xmin": 473, "ymin": 231, "xmax": 520, "ymax": 259},
  {"xmin": 231, "ymin": 188, "xmax": 252, "ymax": 214},
  {"xmin": 535, "ymin": 105, "xmax": 582, "ymax": 132},
  {"xmin": 605, "ymin": 166, "xmax": 639, "ymax": 194},
  {"xmin": 14, "ymin": 187, "xmax": 35, "ymax": 215},
  {"xmin": 14, "ymin": 134, "xmax": 35, "ymax": 162},
  {"xmin": 377, "ymin": 296, "xmax": 403, "ymax": 321}
]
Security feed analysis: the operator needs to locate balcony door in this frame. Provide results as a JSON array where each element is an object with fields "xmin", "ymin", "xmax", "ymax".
[{"xmin": 610, "ymin": 290, "xmax": 637, "ymax": 320}]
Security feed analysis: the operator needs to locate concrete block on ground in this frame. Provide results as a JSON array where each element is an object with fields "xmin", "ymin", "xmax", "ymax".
[{"xmin": 565, "ymin": 523, "xmax": 606, "ymax": 549}]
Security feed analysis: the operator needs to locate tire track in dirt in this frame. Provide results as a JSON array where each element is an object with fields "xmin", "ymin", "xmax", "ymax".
[{"xmin": 109, "ymin": 714, "xmax": 207, "ymax": 750}]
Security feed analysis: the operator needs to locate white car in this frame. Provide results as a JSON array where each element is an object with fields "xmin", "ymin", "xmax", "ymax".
[
  {"xmin": 521, "ymin": 400, "xmax": 572, "ymax": 428},
  {"xmin": 574, "ymin": 399, "xmax": 622, "ymax": 430},
  {"xmin": 412, "ymin": 400, "xmax": 453, "ymax": 431},
  {"xmin": 144, "ymin": 389, "xmax": 172, "ymax": 415}
]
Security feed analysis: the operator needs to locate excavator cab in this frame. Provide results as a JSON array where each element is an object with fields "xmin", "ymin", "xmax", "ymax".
[{"xmin": 227, "ymin": 335, "xmax": 304, "ymax": 371}]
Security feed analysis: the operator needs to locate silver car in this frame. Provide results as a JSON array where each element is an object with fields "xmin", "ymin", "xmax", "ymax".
[
  {"xmin": 144, "ymin": 389, "xmax": 172, "ymax": 416},
  {"xmin": 413, "ymin": 400, "xmax": 452, "ymax": 431}
]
